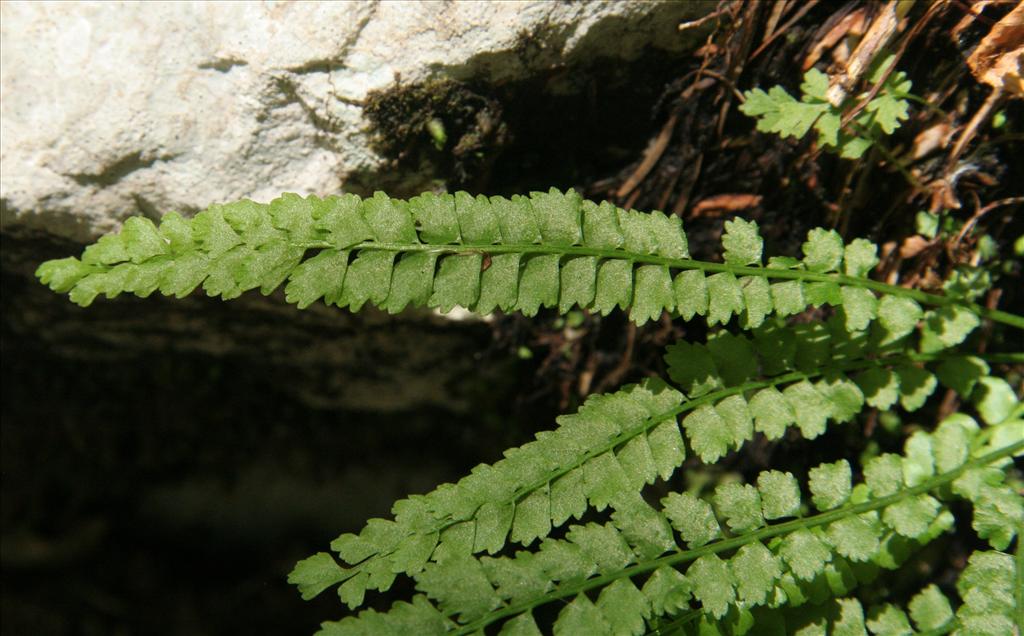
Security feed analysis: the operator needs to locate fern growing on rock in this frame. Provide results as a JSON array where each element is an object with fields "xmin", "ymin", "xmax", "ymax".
[{"xmin": 37, "ymin": 190, "xmax": 1023, "ymax": 634}]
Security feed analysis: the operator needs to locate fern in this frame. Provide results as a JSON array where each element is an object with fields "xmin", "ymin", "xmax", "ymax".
[
  {"xmin": 35, "ymin": 191, "xmax": 1023, "ymax": 330},
  {"xmin": 285, "ymin": 341, "xmax": 1019, "ymax": 618},
  {"xmin": 738, "ymin": 55, "xmax": 912, "ymax": 159},
  {"xmin": 300, "ymin": 404, "xmax": 1022, "ymax": 635},
  {"xmin": 34, "ymin": 191, "xmax": 1023, "ymax": 634},
  {"xmin": 735, "ymin": 549, "xmax": 1019, "ymax": 636}
]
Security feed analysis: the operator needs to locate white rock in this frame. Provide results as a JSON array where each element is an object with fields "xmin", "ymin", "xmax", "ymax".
[{"xmin": 1, "ymin": 0, "xmax": 709, "ymax": 242}]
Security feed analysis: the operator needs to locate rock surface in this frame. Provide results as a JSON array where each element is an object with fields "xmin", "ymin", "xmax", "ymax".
[{"xmin": 1, "ymin": 0, "xmax": 709, "ymax": 242}]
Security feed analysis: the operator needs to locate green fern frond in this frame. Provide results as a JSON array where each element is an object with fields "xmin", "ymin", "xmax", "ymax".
[
  {"xmin": 739, "ymin": 54, "xmax": 913, "ymax": 160},
  {"xmin": 289, "ymin": 344, "xmax": 1022, "ymax": 618},
  {"xmin": 35, "ymin": 191, "xmax": 1023, "ymax": 329},
  {"xmin": 289, "ymin": 377, "xmax": 686, "ymax": 606},
  {"xmin": 719, "ymin": 548, "xmax": 1018, "ymax": 636},
  {"xmin": 34, "ymin": 189, "xmax": 1024, "ymax": 634},
  {"xmin": 306, "ymin": 404, "xmax": 1022, "ymax": 635}
]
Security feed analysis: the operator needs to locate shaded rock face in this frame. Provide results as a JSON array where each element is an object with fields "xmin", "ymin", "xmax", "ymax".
[
  {"xmin": 2, "ymin": 233, "xmax": 531, "ymax": 634},
  {"xmin": 1, "ymin": 3, "xmax": 711, "ymax": 632}
]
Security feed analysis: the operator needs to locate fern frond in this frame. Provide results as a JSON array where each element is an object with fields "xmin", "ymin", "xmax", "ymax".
[
  {"xmin": 290, "ymin": 313, "xmax": 1016, "ymax": 609},
  {"xmin": 310, "ymin": 405, "xmax": 1022, "ymax": 635},
  {"xmin": 709, "ymin": 548, "xmax": 1018, "ymax": 636},
  {"xmin": 739, "ymin": 55, "xmax": 913, "ymax": 160},
  {"xmin": 289, "ymin": 377, "xmax": 686, "ymax": 607},
  {"xmin": 288, "ymin": 321, "xmax": 983, "ymax": 606},
  {"xmin": 663, "ymin": 318, "xmax": 1008, "ymax": 462},
  {"xmin": 35, "ymin": 189, "xmax": 1024, "ymax": 634},
  {"xmin": 35, "ymin": 191, "xmax": 1023, "ymax": 330}
]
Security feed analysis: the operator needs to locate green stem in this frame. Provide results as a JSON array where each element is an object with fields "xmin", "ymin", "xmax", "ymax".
[
  {"xmin": 453, "ymin": 438, "xmax": 1024, "ymax": 635},
  {"xmin": 1017, "ymin": 520, "xmax": 1024, "ymax": 633},
  {"xmin": 895, "ymin": 91, "xmax": 948, "ymax": 119},
  {"xmin": 294, "ymin": 240, "xmax": 1024, "ymax": 330}
]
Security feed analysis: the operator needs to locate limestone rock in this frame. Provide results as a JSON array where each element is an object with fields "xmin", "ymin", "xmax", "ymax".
[{"xmin": 1, "ymin": 1, "xmax": 709, "ymax": 242}]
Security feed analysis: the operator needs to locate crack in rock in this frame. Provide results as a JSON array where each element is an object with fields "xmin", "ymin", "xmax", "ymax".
[{"xmin": 66, "ymin": 151, "xmax": 172, "ymax": 188}]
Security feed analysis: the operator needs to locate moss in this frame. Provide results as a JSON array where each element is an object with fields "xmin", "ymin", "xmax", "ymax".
[{"xmin": 361, "ymin": 78, "xmax": 509, "ymax": 191}]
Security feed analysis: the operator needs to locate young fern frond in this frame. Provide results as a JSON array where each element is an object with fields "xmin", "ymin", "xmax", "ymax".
[
  {"xmin": 738, "ymin": 55, "xmax": 913, "ymax": 160},
  {"xmin": 35, "ymin": 190, "xmax": 1023, "ymax": 329},
  {"xmin": 305, "ymin": 405, "xmax": 1022, "ymax": 635}
]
